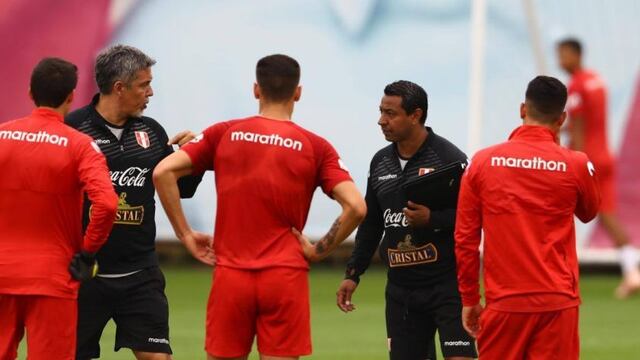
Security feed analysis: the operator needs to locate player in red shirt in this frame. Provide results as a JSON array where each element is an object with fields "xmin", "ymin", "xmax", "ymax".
[
  {"xmin": 153, "ymin": 54, "xmax": 366, "ymax": 360},
  {"xmin": 558, "ymin": 38, "xmax": 640, "ymax": 298},
  {"xmin": 0, "ymin": 58, "xmax": 118, "ymax": 360},
  {"xmin": 455, "ymin": 76, "xmax": 600, "ymax": 359}
]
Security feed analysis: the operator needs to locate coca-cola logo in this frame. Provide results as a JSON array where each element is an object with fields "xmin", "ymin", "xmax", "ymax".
[
  {"xmin": 383, "ymin": 208, "xmax": 408, "ymax": 228},
  {"xmin": 110, "ymin": 167, "xmax": 150, "ymax": 188}
]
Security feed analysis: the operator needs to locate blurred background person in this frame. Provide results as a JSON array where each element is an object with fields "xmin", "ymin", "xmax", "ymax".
[{"xmin": 558, "ymin": 38, "xmax": 640, "ymax": 298}]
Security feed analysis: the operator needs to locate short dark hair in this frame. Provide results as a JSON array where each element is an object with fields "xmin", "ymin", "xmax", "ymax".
[
  {"xmin": 256, "ymin": 54, "xmax": 301, "ymax": 102},
  {"xmin": 384, "ymin": 80, "xmax": 428, "ymax": 124},
  {"xmin": 525, "ymin": 76, "xmax": 567, "ymax": 123},
  {"xmin": 558, "ymin": 38, "xmax": 582, "ymax": 55},
  {"xmin": 30, "ymin": 57, "xmax": 78, "ymax": 108},
  {"xmin": 95, "ymin": 45, "xmax": 156, "ymax": 94}
]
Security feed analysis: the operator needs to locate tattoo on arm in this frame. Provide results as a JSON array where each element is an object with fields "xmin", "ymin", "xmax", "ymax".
[{"xmin": 315, "ymin": 217, "xmax": 341, "ymax": 255}]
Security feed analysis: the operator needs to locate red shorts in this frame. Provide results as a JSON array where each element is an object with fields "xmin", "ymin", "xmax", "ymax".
[
  {"xmin": 595, "ymin": 161, "xmax": 616, "ymax": 213},
  {"xmin": 205, "ymin": 266, "xmax": 311, "ymax": 358},
  {"xmin": 0, "ymin": 294, "xmax": 77, "ymax": 360},
  {"xmin": 478, "ymin": 306, "xmax": 579, "ymax": 360}
]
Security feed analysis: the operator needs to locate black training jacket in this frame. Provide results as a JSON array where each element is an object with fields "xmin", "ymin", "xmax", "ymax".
[
  {"xmin": 66, "ymin": 94, "xmax": 202, "ymax": 273},
  {"xmin": 345, "ymin": 127, "xmax": 467, "ymax": 288}
]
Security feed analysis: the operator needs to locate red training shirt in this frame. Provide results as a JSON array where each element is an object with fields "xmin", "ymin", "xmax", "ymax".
[
  {"xmin": 0, "ymin": 108, "xmax": 117, "ymax": 299},
  {"xmin": 455, "ymin": 125, "xmax": 600, "ymax": 312},
  {"xmin": 182, "ymin": 116, "xmax": 353, "ymax": 270},
  {"xmin": 567, "ymin": 69, "xmax": 612, "ymax": 166}
]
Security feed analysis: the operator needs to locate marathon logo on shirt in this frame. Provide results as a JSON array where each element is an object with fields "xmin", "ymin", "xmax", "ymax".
[
  {"xmin": 444, "ymin": 341, "xmax": 472, "ymax": 347},
  {"xmin": 388, "ymin": 235, "xmax": 438, "ymax": 267},
  {"xmin": 378, "ymin": 174, "xmax": 398, "ymax": 181},
  {"xmin": 148, "ymin": 337, "xmax": 169, "ymax": 345},
  {"xmin": 0, "ymin": 130, "xmax": 68, "ymax": 147},
  {"xmin": 490, "ymin": 156, "xmax": 567, "ymax": 172},
  {"xmin": 230, "ymin": 131, "xmax": 303, "ymax": 151},
  {"xmin": 383, "ymin": 209, "xmax": 408, "ymax": 228},
  {"xmin": 110, "ymin": 167, "xmax": 150, "ymax": 188}
]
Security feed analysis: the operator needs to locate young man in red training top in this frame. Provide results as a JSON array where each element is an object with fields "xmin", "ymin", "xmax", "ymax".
[
  {"xmin": 0, "ymin": 58, "xmax": 118, "ymax": 360},
  {"xmin": 153, "ymin": 54, "xmax": 367, "ymax": 360},
  {"xmin": 558, "ymin": 38, "xmax": 640, "ymax": 298},
  {"xmin": 455, "ymin": 76, "xmax": 600, "ymax": 359}
]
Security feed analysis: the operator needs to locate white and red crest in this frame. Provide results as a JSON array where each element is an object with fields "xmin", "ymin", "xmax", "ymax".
[
  {"xmin": 418, "ymin": 168, "xmax": 434, "ymax": 176},
  {"xmin": 134, "ymin": 131, "xmax": 150, "ymax": 149}
]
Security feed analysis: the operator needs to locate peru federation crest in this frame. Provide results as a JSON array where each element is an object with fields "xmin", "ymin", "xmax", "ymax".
[{"xmin": 134, "ymin": 131, "xmax": 150, "ymax": 149}]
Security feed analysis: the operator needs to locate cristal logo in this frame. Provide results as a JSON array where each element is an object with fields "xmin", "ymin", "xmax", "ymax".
[
  {"xmin": 110, "ymin": 167, "xmax": 150, "ymax": 187},
  {"xmin": 383, "ymin": 208, "xmax": 408, "ymax": 228}
]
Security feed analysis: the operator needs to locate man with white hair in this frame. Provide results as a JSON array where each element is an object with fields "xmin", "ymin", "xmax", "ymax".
[{"xmin": 66, "ymin": 45, "xmax": 201, "ymax": 360}]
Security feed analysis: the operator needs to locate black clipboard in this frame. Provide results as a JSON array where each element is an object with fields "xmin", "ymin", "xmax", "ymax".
[{"xmin": 401, "ymin": 160, "xmax": 467, "ymax": 210}]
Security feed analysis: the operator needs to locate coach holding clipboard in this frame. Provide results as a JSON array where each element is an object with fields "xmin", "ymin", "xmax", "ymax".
[
  {"xmin": 338, "ymin": 80, "xmax": 477, "ymax": 360},
  {"xmin": 401, "ymin": 160, "xmax": 468, "ymax": 211}
]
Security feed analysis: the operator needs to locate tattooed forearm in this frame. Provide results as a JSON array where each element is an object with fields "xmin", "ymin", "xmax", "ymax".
[{"xmin": 315, "ymin": 217, "xmax": 341, "ymax": 255}]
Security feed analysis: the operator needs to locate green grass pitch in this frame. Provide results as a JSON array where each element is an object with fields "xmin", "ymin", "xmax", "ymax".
[{"xmin": 18, "ymin": 266, "xmax": 640, "ymax": 359}]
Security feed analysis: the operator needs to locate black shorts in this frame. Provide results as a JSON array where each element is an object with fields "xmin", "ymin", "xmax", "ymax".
[
  {"xmin": 385, "ymin": 279, "xmax": 477, "ymax": 359},
  {"xmin": 76, "ymin": 266, "xmax": 172, "ymax": 359}
]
